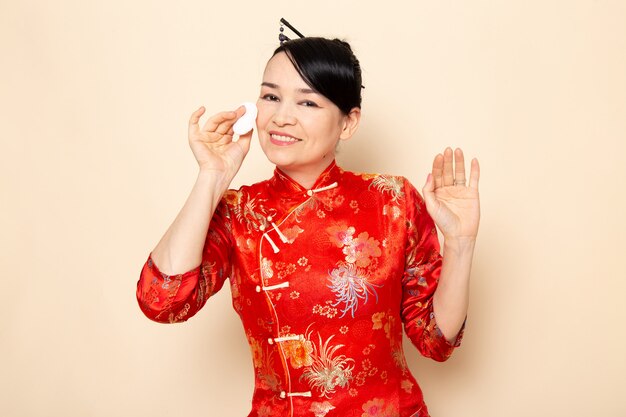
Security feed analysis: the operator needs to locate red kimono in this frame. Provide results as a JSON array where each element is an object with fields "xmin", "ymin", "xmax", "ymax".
[{"xmin": 137, "ymin": 161, "xmax": 463, "ymax": 417}]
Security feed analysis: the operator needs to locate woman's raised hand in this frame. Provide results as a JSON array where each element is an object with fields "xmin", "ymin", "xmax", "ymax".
[
  {"xmin": 422, "ymin": 148, "xmax": 481, "ymax": 242},
  {"xmin": 188, "ymin": 106, "xmax": 253, "ymax": 178}
]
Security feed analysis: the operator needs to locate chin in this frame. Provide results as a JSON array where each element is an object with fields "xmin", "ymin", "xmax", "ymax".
[
  {"xmin": 264, "ymin": 150, "xmax": 295, "ymax": 167},
  {"xmin": 261, "ymin": 147, "xmax": 297, "ymax": 168}
]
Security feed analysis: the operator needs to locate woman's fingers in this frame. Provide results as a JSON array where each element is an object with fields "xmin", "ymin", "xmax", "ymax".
[
  {"xmin": 442, "ymin": 147, "xmax": 455, "ymax": 186},
  {"xmin": 432, "ymin": 153, "xmax": 444, "ymax": 189},
  {"xmin": 469, "ymin": 158, "xmax": 480, "ymax": 189},
  {"xmin": 217, "ymin": 105, "xmax": 250, "ymax": 135},
  {"xmin": 188, "ymin": 106, "xmax": 206, "ymax": 137},
  {"xmin": 432, "ymin": 147, "xmax": 477, "ymax": 189},
  {"xmin": 200, "ymin": 110, "xmax": 238, "ymax": 134},
  {"xmin": 454, "ymin": 148, "xmax": 466, "ymax": 186},
  {"xmin": 235, "ymin": 129, "xmax": 254, "ymax": 155}
]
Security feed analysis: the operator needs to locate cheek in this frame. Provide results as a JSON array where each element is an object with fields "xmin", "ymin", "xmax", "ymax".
[
  {"xmin": 310, "ymin": 113, "xmax": 343, "ymax": 138},
  {"xmin": 255, "ymin": 102, "xmax": 272, "ymax": 129}
]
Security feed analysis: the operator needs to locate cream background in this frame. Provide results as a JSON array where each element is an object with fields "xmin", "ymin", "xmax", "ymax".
[{"xmin": 1, "ymin": 0, "xmax": 625, "ymax": 416}]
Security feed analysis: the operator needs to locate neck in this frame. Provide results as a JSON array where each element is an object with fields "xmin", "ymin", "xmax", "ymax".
[{"xmin": 278, "ymin": 159, "xmax": 335, "ymax": 189}]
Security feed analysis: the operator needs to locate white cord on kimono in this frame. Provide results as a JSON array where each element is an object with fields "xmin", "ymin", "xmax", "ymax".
[
  {"xmin": 271, "ymin": 222, "xmax": 289, "ymax": 243},
  {"xmin": 306, "ymin": 181, "xmax": 338, "ymax": 196},
  {"xmin": 269, "ymin": 335, "xmax": 303, "ymax": 344},
  {"xmin": 263, "ymin": 233, "xmax": 280, "ymax": 253},
  {"xmin": 256, "ymin": 282, "xmax": 290, "ymax": 292},
  {"xmin": 280, "ymin": 391, "xmax": 312, "ymax": 399}
]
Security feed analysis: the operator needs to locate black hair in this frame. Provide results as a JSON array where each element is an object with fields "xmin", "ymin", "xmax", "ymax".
[{"xmin": 272, "ymin": 37, "xmax": 362, "ymax": 115}]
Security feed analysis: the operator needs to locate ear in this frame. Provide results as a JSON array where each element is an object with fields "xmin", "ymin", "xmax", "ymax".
[{"xmin": 339, "ymin": 107, "xmax": 361, "ymax": 140}]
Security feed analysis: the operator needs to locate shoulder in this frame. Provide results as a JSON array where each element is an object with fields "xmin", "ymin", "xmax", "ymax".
[
  {"xmin": 341, "ymin": 168, "xmax": 412, "ymax": 202},
  {"xmin": 220, "ymin": 178, "xmax": 273, "ymax": 208}
]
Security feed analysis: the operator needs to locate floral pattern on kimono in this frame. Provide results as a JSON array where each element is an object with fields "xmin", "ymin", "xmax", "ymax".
[{"xmin": 137, "ymin": 160, "xmax": 464, "ymax": 417}]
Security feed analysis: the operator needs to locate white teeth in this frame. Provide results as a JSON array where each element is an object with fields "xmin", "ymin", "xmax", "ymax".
[{"xmin": 271, "ymin": 134, "xmax": 299, "ymax": 143}]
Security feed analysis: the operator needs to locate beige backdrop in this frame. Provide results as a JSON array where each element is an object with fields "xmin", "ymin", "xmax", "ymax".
[{"xmin": 2, "ymin": 0, "xmax": 625, "ymax": 416}]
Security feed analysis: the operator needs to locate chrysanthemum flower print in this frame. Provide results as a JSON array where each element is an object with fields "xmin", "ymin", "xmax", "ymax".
[
  {"xmin": 369, "ymin": 175, "xmax": 405, "ymax": 202},
  {"xmin": 328, "ymin": 263, "xmax": 379, "ymax": 318},
  {"xmin": 301, "ymin": 333, "xmax": 354, "ymax": 398}
]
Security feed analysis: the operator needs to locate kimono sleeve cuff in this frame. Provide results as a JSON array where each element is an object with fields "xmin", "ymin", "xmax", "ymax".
[
  {"xmin": 439, "ymin": 316, "xmax": 466, "ymax": 349},
  {"xmin": 146, "ymin": 253, "xmax": 202, "ymax": 280},
  {"xmin": 137, "ymin": 254, "xmax": 204, "ymax": 323}
]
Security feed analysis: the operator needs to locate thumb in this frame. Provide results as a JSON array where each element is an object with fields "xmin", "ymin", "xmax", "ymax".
[
  {"xmin": 235, "ymin": 129, "xmax": 254, "ymax": 155},
  {"xmin": 422, "ymin": 173, "xmax": 438, "ymax": 214}
]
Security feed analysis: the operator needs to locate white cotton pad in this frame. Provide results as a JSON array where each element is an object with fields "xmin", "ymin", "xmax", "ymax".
[{"xmin": 233, "ymin": 102, "xmax": 258, "ymax": 135}]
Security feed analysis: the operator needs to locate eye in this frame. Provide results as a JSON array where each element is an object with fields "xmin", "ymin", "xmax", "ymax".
[
  {"xmin": 261, "ymin": 94, "xmax": 279, "ymax": 102},
  {"xmin": 301, "ymin": 100, "xmax": 319, "ymax": 107}
]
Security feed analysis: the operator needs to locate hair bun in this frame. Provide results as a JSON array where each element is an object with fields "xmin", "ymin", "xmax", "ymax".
[{"xmin": 332, "ymin": 38, "xmax": 353, "ymax": 51}]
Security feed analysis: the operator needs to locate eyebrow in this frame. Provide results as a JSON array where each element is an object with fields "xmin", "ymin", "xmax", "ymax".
[{"xmin": 261, "ymin": 82, "xmax": 318, "ymax": 95}]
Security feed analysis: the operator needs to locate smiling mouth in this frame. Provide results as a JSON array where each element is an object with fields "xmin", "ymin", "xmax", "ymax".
[{"xmin": 270, "ymin": 133, "xmax": 301, "ymax": 143}]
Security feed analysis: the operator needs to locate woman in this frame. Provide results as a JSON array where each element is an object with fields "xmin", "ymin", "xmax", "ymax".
[{"xmin": 137, "ymin": 36, "xmax": 480, "ymax": 417}]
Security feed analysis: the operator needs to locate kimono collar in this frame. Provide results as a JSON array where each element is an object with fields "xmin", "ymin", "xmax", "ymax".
[{"xmin": 271, "ymin": 160, "xmax": 342, "ymax": 196}]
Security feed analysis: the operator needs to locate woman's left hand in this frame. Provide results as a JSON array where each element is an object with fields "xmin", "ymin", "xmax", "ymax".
[{"xmin": 422, "ymin": 147, "xmax": 480, "ymax": 242}]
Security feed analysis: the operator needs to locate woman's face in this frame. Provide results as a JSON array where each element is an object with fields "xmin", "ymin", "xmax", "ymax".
[{"xmin": 256, "ymin": 52, "xmax": 359, "ymax": 182}]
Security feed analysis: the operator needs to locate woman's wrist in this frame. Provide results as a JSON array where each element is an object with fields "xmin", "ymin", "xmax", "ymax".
[
  {"xmin": 197, "ymin": 168, "xmax": 232, "ymax": 187},
  {"xmin": 442, "ymin": 236, "xmax": 476, "ymax": 256}
]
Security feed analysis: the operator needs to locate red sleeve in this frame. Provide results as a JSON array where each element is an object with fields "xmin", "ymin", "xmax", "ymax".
[
  {"xmin": 400, "ymin": 178, "xmax": 464, "ymax": 362},
  {"xmin": 136, "ymin": 198, "xmax": 233, "ymax": 324}
]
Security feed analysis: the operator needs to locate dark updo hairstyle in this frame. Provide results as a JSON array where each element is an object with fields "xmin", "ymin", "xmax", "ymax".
[{"xmin": 272, "ymin": 37, "xmax": 363, "ymax": 115}]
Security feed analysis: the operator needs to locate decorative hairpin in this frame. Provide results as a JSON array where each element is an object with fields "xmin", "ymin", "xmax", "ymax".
[{"xmin": 279, "ymin": 18, "xmax": 305, "ymax": 44}]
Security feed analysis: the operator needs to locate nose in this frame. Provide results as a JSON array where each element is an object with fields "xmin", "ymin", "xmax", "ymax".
[{"xmin": 273, "ymin": 102, "xmax": 297, "ymax": 127}]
